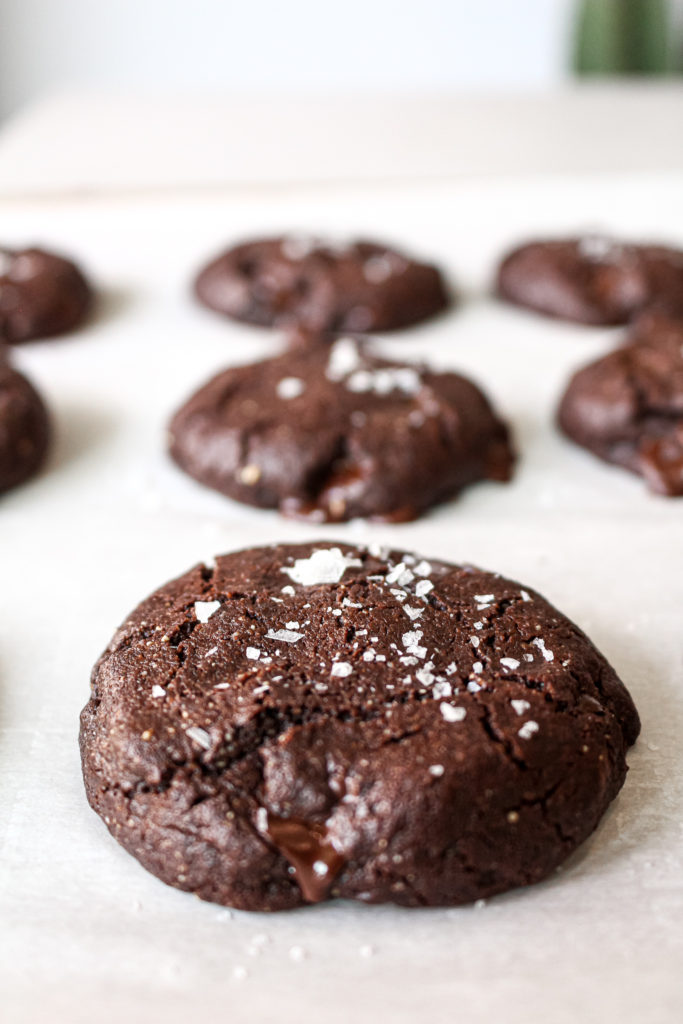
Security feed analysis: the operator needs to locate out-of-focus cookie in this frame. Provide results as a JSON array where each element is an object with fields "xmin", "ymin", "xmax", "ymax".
[
  {"xmin": 194, "ymin": 236, "xmax": 450, "ymax": 332},
  {"xmin": 168, "ymin": 336, "xmax": 513, "ymax": 521},
  {"xmin": 0, "ymin": 351, "xmax": 50, "ymax": 492},
  {"xmin": 558, "ymin": 312, "xmax": 683, "ymax": 495},
  {"xmin": 0, "ymin": 246, "xmax": 93, "ymax": 343},
  {"xmin": 496, "ymin": 236, "xmax": 683, "ymax": 325}
]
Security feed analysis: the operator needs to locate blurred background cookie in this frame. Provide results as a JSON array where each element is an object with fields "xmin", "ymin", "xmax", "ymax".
[
  {"xmin": 168, "ymin": 335, "xmax": 513, "ymax": 521},
  {"xmin": 194, "ymin": 236, "xmax": 450, "ymax": 333},
  {"xmin": 0, "ymin": 349, "xmax": 50, "ymax": 492},
  {"xmin": 0, "ymin": 246, "xmax": 93, "ymax": 343},
  {"xmin": 496, "ymin": 236, "xmax": 683, "ymax": 325},
  {"xmin": 558, "ymin": 311, "xmax": 683, "ymax": 495}
]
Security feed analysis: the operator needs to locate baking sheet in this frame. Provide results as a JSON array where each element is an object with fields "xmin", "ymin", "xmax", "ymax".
[{"xmin": 1, "ymin": 174, "xmax": 682, "ymax": 1024}]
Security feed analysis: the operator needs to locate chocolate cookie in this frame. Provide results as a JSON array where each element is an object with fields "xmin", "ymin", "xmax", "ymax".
[
  {"xmin": 193, "ymin": 236, "xmax": 450, "ymax": 332},
  {"xmin": 558, "ymin": 312, "xmax": 683, "ymax": 495},
  {"xmin": 168, "ymin": 336, "xmax": 513, "ymax": 521},
  {"xmin": 0, "ymin": 246, "xmax": 93, "ymax": 343},
  {"xmin": 80, "ymin": 541, "xmax": 640, "ymax": 911},
  {"xmin": 0, "ymin": 352, "xmax": 50, "ymax": 492},
  {"xmin": 496, "ymin": 236, "xmax": 683, "ymax": 325}
]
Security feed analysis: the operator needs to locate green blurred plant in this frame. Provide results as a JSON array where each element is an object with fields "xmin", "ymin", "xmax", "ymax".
[{"xmin": 573, "ymin": 0, "xmax": 681, "ymax": 74}]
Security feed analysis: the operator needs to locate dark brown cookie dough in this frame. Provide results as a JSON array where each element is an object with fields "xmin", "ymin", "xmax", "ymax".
[
  {"xmin": 193, "ymin": 236, "xmax": 450, "ymax": 333},
  {"xmin": 168, "ymin": 337, "xmax": 513, "ymax": 521},
  {"xmin": 0, "ymin": 352, "xmax": 50, "ymax": 492},
  {"xmin": 80, "ymin": 541, "xmax": 640, "ymax": 911},
  {"xmin": 0, "ymin": 246, "xmax": 93, "ymax": 343},
  {"xmin": 496, "ymin": 236, "xmax": 683, "ymax": 325},
  {"xmin": 558, "ymin": 312, "xmax": 683, "ymax": 495}
]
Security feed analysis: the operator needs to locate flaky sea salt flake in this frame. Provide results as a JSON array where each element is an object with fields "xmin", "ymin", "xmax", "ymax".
[
  {"xmin": 194, "ymin": 600, "xmax": 221, "ymax": 623},
  {"xmin": 282, "ymin": 547, "xmax": 361, "ymax": 586}
]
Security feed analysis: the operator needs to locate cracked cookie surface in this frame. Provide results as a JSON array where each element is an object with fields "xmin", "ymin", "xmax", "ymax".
[
  {"xmin": 168, "ymin": 336, "xmax": 514, "ymax": 521},
  {"xmin": 193, "ymin": 235, "xmax": 450, "ymax": 333},
  {"xmin": 558, "ymin": 312, "xmax": 683, "ymax": 495},
  {"xmin": 80, "ymin": 541, "xmax": 640, "ymax": 911},
  {"xmin": 0, "ymin": 246, "xmax": 93, "ymax": 343},
  {"xmin": 0, "ymin": 354, "xmax": 50, "ymax": 492},
  {"xmin": 496, "ymin": 236, "xmax": 683, "ymax": 325}
]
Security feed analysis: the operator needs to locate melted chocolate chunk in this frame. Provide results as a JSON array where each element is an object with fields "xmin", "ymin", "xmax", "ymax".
[{"xmin": 266, "ymin": 816, "xmax": 345, "ymax": 903}]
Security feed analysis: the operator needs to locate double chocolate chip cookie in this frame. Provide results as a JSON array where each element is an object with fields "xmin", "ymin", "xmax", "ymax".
[
  {"xmin": 80, "ymin": 541, "xmax": 640, "ymax": 911},
  {"xmin": 168, "ymin": 336, "xmax": 514, "ymax": 521},
  {"xmin": 496, "ymin": 236, "xmax": 683, "ymax": 325},
  {"xmin": 194, "ymin": 236, "xmax": 450, "ymax": 333},
  {"xmin": 0, "ymin": 351, "xmax": 50, "ymax": 492},
  {"xmin": 558, "ymin": 312, "xmax": 683, "ymax": 496},
  {"xmin": 0, "ymin": 246, "xmax": 93, "ymax": 343}
]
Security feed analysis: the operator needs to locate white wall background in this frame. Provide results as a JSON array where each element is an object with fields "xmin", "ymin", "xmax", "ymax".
[{"xmin": 0, "ymin": 0, "xmax": 575, "ymax": 118}]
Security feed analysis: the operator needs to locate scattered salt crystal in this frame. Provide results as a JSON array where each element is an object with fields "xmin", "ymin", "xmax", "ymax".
[
  {"xmin": 363, "ymin": 254, "xmax": 393, "ymax": 282},
  {"xmin": 415, "ymin": 580, "xmax": 433, "ymax": 598},
  {"xmin": 415, "ymin": 667, "xmax": 435, "ymax": 686},
  {"xmin": 511, "ymin": 699, "xmax": 531, "ymax": 715},
  {"xmin": 186, "ymin": 726, "xmax": 211, "ymax": 749},
  {"xmin": 346, "ymin": 366, "xmax": 421, "ymax": 396},
  {"xmin": 432, "ymin": 680, "xmax": 452, "ymax": 699},
  {"xmin": 532, "ymin": 638, "xmax": 554, "ymax": 662},
  {"xmin": 276, "ymin": 376, "xmax": 305, "ymax": 400},
  {"xmin": 429, "ymin": 764, "xmax": 445, "ymax": 777},
  {"xmin": 440, "ymin": 703, "xmax": 466, "ymax": 723},
  {"xmin": 246, "ymin": 647, "xmax": 261, "ymax": 660},
  {"xmin": 402, "ymin": 629, "xmax": 423, "ymax": 649},
  {"xmin": 520, "ymin": 590, "xmax": 531, "ymax": 602},
  {"xmin": 331, "ymin": 661, "xmax": 353, "ymax": 677},
  {"xmin": 194, "ymin": 600, "xmax": 220, "ymax": 623},
  {"xmin": 467, "ymin": 680, "xmax": 481, "ymax": 693},
  {"xmin": 472, "ymin": 661, "xmax": 483, "ymax": 674},
  {"xmin": 470, "ymin": 636, "xmax": 480, "ymax": 648},
  {"xmin": 266, "ymin": 628, "xmax": 304, "ymax": 643},
  {"xmin": 281, "ymin": 234, "xmax": 317, "ymax": 260},
  {"xmin": 518, "ymin": 720, "xmax": 539, "ymax": 740},
  {"xmin": 151, "ymin": 685, "xmax": 166, "ymax": 698},
  {"xmin": 403, "ymin": 605, "xmax": 424, "ymax": 621},
  {"xmin": 326, "ymin": 337, "xmax": 362, "ymax": 380},
  {"xmin": 500, "ymin": 657, "xmax": 520, "ymax": 671},
  {"xmin": 282, "ymin": 547, "xmax": 361, "ymax": 586}
]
